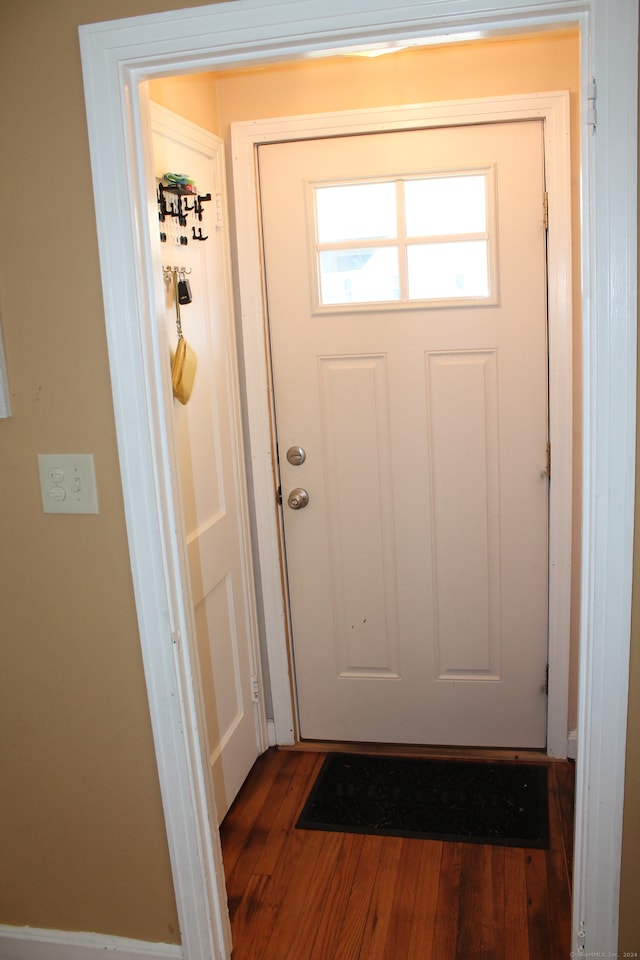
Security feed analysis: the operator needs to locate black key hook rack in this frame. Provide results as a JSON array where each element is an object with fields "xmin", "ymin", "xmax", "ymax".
[{"xmin": 157, "ymin": 179, "xmax": 212, "ymax": 248}]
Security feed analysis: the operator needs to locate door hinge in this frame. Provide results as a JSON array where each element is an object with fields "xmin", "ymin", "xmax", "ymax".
[
  {"xmin": 543, "ymin": 662, "xmax": 549, "ymax": 695},
  {"xmin": 545, "ymin": 441, "xmax": 551, "ymax": 479},
  {"xmin": 276, "ymin": 484, "xmax": 282, "ymax": 506},
  {"xmin": 250, "ymin": 674, "xmax": 260, "ymax": 703},
  {"xmin": 543, "ymin": 192, "xmax": 549, "ymax": 231},
  {"xmin": 587, "ymin": 78, "xmax": 597, "ymax": 132}
]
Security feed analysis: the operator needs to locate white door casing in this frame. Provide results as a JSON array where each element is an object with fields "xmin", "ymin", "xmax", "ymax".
[
  {"xmin": 151, "ymin": 104, "xmax": 263, "ymax": 819},
  {"xmin": 234, "ymin": 92, "xmax": 572, "ymax": 757},
  {"xmin": 78, "ymin": 2, "xmax": 637, "ymax": 957},
  {"xmin": 259, "ymin": 121, "xmax": 550, "ymax": 747}
]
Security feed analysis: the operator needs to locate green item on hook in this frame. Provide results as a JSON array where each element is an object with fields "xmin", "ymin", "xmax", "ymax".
[{"xmin": 164, "ymin": 172, "xmax": 196, "ymax": 190}]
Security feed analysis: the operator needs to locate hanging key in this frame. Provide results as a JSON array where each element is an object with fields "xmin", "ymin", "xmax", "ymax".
[{"xmin": 177, "ymin": 268, "xmax": 192, "ymax": 305}]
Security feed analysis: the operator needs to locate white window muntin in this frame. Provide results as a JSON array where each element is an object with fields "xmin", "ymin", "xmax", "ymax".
[{"xmin": 308, "ymin": 166, "xmax": 498, "ymax": 313}]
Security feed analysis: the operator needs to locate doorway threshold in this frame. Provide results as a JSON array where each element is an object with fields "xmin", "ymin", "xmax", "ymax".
[{"xmin": 283, "ymin": 740, "xmax": 556, "ymax": 764}]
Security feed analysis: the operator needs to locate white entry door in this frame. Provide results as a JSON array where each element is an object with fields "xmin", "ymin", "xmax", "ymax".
[
  {"xmin": 259, "ymin": 121, "xmax": 549, "ymax": 747},
  {"xmin": 152, "ymin": 105, "xmax": 261, "ymax": 817}
]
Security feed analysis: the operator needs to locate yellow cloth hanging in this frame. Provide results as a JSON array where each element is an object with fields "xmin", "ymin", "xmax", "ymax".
[
  {"xmin": 169, "ymin": 266, "xmax": 197, "ymax": 404},
  {"xmin": 171, "ymin": 336, "xmax": 197, "ymax": 405}
]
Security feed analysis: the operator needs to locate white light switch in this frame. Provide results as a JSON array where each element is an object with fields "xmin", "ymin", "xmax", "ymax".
[{"xmin": 38, "ymin": 454, "xmax": 99, "ymax": 514}]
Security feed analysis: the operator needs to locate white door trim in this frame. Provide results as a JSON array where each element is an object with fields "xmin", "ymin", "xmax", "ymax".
[
  {"xmin": 78, "ymin": 1, "xmax": 637, "ymax": 957},
  {"xmin": 231, "ymin": 91, "xmax": 573, "ymax": 758}
]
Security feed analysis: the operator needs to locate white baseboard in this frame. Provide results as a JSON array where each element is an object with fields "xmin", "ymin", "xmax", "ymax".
[
  {"xmin": 567, "ymin": 728, "xmax": 577, "ymax": 760},
  {"xmin": 0, "ymin": 925, "xmax": 183, "ymax": 960}
]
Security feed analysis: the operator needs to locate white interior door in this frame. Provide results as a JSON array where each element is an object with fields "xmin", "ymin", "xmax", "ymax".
[
  {"xmin": 259, "ymin": 120, "xmax": 549, "ymax": 747},
  {"xmin": 152, "ymin": 105, "xmax": 261, "ymax": 817}
]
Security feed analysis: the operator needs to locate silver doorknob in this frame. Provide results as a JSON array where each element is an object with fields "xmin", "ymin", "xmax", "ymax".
[{"xmin": 287, "ymin": 487, "xmax": 309, "ymax": 510}]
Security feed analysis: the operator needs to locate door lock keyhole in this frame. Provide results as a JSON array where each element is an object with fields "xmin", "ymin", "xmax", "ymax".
[{"xmin": 287, "ymin": 488, "xmax": 309, "ymax": 510}]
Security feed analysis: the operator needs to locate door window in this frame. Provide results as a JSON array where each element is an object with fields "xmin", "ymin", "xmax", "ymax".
[{"xmin": 311, "ymin": 170, "xmax": 495, "ymax": 310}]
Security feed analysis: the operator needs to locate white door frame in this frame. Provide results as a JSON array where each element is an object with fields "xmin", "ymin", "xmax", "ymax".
[
  {"xmin": 78, "ymin": 1, "xmax": 637, "ymax": 957},
  {"xmin": 231, "ymin": 91, "xmax": 572, "ymax": 757}
]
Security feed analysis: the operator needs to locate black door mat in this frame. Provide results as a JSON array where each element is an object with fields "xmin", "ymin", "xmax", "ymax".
[{"xmin": 296, "ymin": 752, "xmax": 549, "ymax": 848}]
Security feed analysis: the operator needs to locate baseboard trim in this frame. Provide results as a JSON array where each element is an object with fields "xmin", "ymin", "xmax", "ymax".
[{"xmin": 0, "ymin": 925, "xmax": 183, "ymax": 960}]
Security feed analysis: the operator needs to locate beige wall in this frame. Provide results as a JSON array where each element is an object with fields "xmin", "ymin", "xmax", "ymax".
[
  {"xmin": 214, "ymin": 31, "xmax": 579, "ymax": 128},
  {"xmin": 620, "ymin": 554, "xmax": 640, "ymax": 952},
  {"xmin": 0, "ymin": 0, "xmax": 637, "ymax": 948},
  {"xmin": 0, "ymin": 0, "xmax": 227, "ymax": 945},
  {"xmin": 150, "ymin": 72, "xmax": 220, "ymax": 132}
]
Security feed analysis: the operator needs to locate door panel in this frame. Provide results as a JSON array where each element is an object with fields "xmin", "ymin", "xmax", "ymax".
[
  {"xmin": 319, "ymin": 353, "xmax": 400, "ymax": 678},
  {"xmin": 428, "ymin": 349, "xmax": 501, "ymax": 679},
  {"xmin": 259, "ymin": 121, "xmax": 549, "ymax": 747},
  {"xmin": 152, "ymin": 107, "xmax": 260, "ymax": 816}
]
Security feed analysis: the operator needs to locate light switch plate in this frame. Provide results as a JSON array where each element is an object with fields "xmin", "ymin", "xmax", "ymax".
[{"xmin": 38, "ymin": 454, "xmax": 99, "ymax": 514}]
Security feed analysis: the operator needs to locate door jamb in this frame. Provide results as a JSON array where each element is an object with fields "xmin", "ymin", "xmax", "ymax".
[{"xmin": 231, "ymin": 92, "xmax": 573, "ymax": 757}]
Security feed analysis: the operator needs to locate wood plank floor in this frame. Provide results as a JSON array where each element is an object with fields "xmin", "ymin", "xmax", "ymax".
[{"xmin": 220, "ymin": 749, "xmax": 575, "ymax": 960}]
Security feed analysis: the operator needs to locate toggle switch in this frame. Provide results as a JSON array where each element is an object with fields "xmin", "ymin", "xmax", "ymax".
[{"xmin": 38, "ymin": 454, "xmax": 99, "ymax": 514}]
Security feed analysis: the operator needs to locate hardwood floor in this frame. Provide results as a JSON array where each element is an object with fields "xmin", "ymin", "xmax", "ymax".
[{"xmin": 220, "ymin": 749, "xmax": 575, "ymax": 960}]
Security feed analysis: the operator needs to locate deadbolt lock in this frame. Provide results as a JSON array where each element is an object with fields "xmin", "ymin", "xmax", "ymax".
[{"xmin": 286, "ymin": 445, "xmax": 306, "ymax": 466}]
